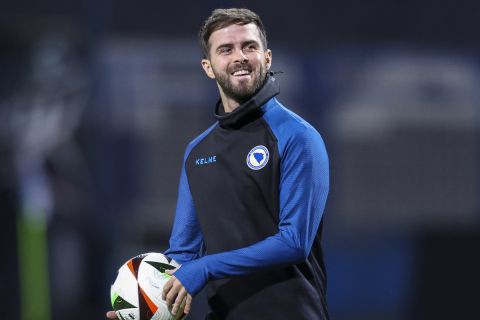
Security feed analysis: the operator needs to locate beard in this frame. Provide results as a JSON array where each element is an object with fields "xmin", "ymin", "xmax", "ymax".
[{"xmin": 213, "ymin": 62, "xmax": 268, "ymax": 103}]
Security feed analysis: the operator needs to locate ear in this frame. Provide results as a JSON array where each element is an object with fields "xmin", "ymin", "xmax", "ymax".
[
  {"xmin": 264, "ymin": 49, "xmax": 272, "ymax": 71},
  {"xmin": 201, "ymin": 59, "xmax": 216, "ymax": 79}
]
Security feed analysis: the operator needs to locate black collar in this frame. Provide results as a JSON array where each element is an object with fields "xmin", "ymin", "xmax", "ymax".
[{"xmin": 214, "ymin": 74, "xmax": 280, "ymax": 129}]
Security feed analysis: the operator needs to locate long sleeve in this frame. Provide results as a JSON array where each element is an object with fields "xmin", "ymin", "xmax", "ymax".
[
  {"xmin": 164, "ymin": 151, "xmax": 205, "ymax": 264},
  {"xmin": 174, "ymin": 126, "xmax": 329, "ymax": 295}
]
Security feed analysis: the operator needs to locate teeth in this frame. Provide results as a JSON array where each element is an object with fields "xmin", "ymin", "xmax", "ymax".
[{"xmin": 233, "ymin": 70, "xmax": 250, "ymax": 76}]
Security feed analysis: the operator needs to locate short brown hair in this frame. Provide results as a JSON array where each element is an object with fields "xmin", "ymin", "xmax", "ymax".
[{"xmin": 199, "ymin": 8, "xmax": 268, "ymax": 58}]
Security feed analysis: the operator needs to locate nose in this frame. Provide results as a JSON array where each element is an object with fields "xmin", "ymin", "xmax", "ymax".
[{"xmin": 233, "ymin": 48, "xmax": 248, "ymax": 63}]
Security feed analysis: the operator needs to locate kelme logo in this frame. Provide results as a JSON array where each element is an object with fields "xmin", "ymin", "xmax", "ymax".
[
  {"xmin": 195, "ymin": 155, "xmax": 216, "ymax": 166},
  {"xmin": 246, "ymin": 145, "xmax": 269, "ymax": 170}
]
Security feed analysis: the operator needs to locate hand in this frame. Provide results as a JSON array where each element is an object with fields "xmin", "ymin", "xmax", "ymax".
[
  {"xmin": 105, "ymin": 311, "xmax": 118, "ymax": 319},
  {"xmin": 162, "ymin": 268, "xmax": 193, "ymax": 316}
]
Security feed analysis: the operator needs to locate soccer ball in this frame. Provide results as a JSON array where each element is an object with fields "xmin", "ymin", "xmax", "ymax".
[{"xmin": 110, "ymin": 252, "xmax": 185, "ymax": 320}]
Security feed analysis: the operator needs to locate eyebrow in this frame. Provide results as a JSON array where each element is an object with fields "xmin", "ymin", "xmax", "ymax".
[
  {"xmin": 214, "ymin": 40, "xmax": 260, "ymax": 54},
  {"xmin": 242, "ymin": 40, "xmax": 259, "ymax": 48}
]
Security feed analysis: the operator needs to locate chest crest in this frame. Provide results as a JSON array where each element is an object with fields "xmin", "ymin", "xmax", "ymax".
[{"xmin": 246, "ymin": 145, "xmax": 270, "ymax": 170}]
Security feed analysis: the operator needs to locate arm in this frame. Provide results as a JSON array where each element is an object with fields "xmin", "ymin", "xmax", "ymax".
[
  {"xmin": 174, "ymin": 128, "xmax": 329, "ymax": 296},
  {"xmin": 164, "ymin": 150, "xmax": 205, "ymax": 264},
  {"xmin": 162, "ymin": 149, "xmax": 205, "ymax": 316},
  {"xmin": 165, "ymin": 124, "xmax": 217, "ymax": 263}
]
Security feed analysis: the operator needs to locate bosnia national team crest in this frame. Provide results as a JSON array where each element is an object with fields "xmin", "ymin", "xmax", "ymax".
[{"xmin": 246, "ymin": 145, "xmax": 269, "ymax": 170}]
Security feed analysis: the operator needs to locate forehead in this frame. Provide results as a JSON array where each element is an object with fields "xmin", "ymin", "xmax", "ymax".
[{"xmin": 208, "ymin": 23, "xmax": 262, "ymax": 49}]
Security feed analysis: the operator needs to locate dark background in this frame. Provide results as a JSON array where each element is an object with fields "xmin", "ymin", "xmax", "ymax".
[{"xmin": 1, "ymin": 1, "xmax": 479, "ymax": 319}]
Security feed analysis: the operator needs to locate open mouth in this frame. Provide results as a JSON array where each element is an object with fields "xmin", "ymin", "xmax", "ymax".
[{"xmin": 231, "ymin": 68, "xmax": 252, "ymax": 77}]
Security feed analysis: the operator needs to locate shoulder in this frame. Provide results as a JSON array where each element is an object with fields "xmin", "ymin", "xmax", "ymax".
[
  {"xmin": 183, "ymin": 122, "xmax": 218, "ymax": 160},
  {"xmin": 262, "ymin": 98, "xmax": 325, "ymax": 155}
]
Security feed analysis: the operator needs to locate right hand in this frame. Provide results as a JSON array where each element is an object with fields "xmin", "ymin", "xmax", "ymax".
[{"xmin": 106, "ymin": 311, "xmax": 117, "ymax": 319}]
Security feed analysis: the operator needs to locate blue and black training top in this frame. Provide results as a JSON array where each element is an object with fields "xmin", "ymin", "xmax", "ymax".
[{"xmin": 165, "ymin": 74, "xmax": 330, "ymax": 320}]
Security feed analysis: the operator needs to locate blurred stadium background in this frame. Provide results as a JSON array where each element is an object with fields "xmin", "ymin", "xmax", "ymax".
[{"xmin": 1, "ymin": 1, "xmax": 479, "ymax": 319}]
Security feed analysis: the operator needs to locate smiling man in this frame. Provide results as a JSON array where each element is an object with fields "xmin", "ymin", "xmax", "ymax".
[
  {"xmin": 108, "ymin": 8, "xmax": 330, "ymax": 320},
  {"xmin": 162, "ymin": 8, "xmax": 330, "ymax": 319}
]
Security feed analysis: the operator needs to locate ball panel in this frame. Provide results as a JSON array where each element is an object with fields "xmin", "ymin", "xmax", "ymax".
[
  {"xmin": 115, "ymin": 308, "xmax": 139, "ymax": 320},
  {"xmin": 138, "ymin": 253, "xmax": 174, "ymax": 311},
  {"xmin": 139, "ymin": 286, "xmax": 159, "ymax": 319},
  {"xmin": 144, "ymin": 260, "xmax": 176, "ymax": 273},
  {"xmin": 111, "ymin": 264, "xmax": 139, "ymax": 309},
  {"xmin": 127, "ymin": 253, "xmax": 148, "ymax": 279},
  {"xmin": 112, "ymin": 292, "xmax": 136, "ymax": 310},
  {"xmin": 138, "ymin": 253, "xmax": 184, "ymax": 320}
]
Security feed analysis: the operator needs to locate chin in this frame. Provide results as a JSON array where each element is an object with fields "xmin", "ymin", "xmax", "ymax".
[{"xmin": 236, "ymin": 77, "xmax": 257, "ymax": 88}]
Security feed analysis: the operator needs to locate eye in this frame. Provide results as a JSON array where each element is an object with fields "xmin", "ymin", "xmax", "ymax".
[
  {"xmin": 218, "ymin": 47, "xmax": 231, "ymax": 55},
  {"xmin": 244, "ymin": 44, "xmax": 257, "ymax": 52}
]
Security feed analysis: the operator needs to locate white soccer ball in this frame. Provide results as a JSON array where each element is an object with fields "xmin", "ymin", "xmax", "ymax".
[{"xmin": 110, "ymin": 252, "xmax": 185, "ymax": 320}]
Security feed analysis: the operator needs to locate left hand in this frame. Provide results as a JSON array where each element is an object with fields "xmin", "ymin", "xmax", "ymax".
[{"xmin": 162, "ymin": 268, "xmax": 193, "ymax": 316}]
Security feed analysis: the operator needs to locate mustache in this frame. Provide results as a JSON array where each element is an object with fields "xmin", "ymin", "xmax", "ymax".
[{"xmin": 228, "ymin": 63, "xmax": 253, "ymax": 74}]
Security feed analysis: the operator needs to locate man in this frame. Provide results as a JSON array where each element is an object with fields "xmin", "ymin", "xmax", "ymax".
[{"xmin": 108, "ymin": 8, "xmax": 329, "ymax": 320}]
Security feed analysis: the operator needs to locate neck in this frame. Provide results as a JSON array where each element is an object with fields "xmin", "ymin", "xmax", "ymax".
[{"xmin": 219, "ymin": 90, "xmax": 242, "ymax": 113}]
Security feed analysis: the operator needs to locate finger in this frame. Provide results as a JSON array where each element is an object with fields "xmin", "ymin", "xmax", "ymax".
[
  {"xmin": 162, "ymin": 277, "xmax": 175, "ymax": 300},
  {"xmin": 184, "ymin": 294, "xmax": 193, "ymax": 315},
  {"xmin": 165, "ymin": 282, "xmax": 180, "ymax": 309},
  {"xmin": 172, "ymin": 288, "xmax": 187, "ymax": 315},
  {"xmin": 106, "ymin": 310, "xmax": 118, "ymax": 319}
]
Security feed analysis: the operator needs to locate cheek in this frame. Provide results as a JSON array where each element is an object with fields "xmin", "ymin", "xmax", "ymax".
[
  {"xmin": 212, "ymin": 60, "xmax": 228, "ymax": 73},
  {"xmin": 210, "ymin": 64, "xmax": 223, "ymax": 77},
  {"xmin": 253, "ymin": 54, "xmax": 268, "ymax": 67}
]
